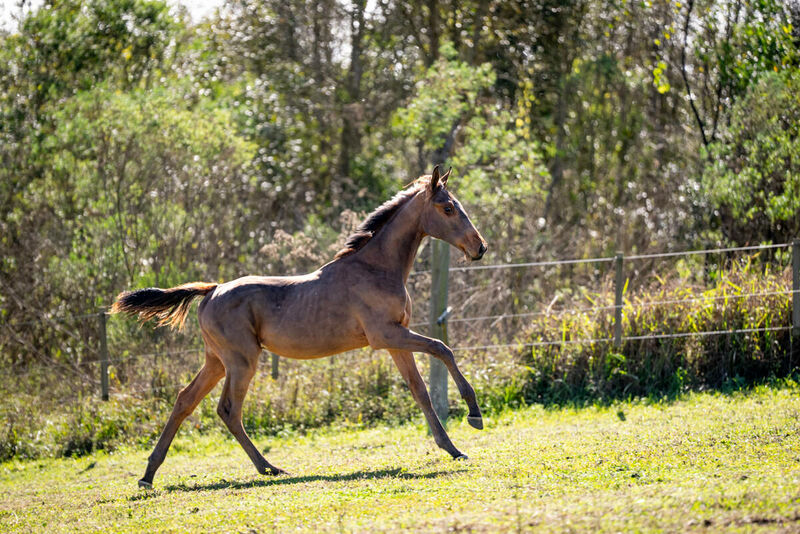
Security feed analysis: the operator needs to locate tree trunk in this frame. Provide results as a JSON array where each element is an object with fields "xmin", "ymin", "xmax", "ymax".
[{"xmin": 338, "ymin": 0, "xmax": 366, "ymax": 179}]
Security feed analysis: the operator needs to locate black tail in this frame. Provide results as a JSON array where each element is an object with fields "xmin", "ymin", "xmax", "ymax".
[{"xmin": 110, "ymin": 282, "xmax": 218, "ymax": 330}]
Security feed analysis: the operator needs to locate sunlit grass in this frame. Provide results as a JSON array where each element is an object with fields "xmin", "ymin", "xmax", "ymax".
[{"xmin": 2, "ymin": 382, "xmax": 799, "ymax": 532}]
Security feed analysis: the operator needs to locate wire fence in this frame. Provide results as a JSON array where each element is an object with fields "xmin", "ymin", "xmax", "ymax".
[
  {"xmin": 3, "ymin": 241, "xmax": 799, "ymax": 399},
  {"xmin": 410, "ymin": 289, "xmax": 799, "ymax": 329},
  {"xmin": 5, "ymin": 310, "xmax": 106, "ymax": 327},
  {"xmin": 452, "ymin": 326, "xmax": 794, "ymax": 352},
  {"xmin": 408, "ymin": 242, "xmax": 790, "ymax": 275}
]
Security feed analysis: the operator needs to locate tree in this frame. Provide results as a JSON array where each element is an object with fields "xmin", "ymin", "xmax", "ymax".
[{"xmin": 702, "ymin": 71, "xmax": 800, "ymax": 244}]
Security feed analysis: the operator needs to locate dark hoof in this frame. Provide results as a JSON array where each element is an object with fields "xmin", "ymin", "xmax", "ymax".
[
  {"xmin": 467, "ymin": 415, "xmax": 483, "ymax": 430},
  {"xmin": 261, "ymin": 465, "xmax": 288, "ymax": 476},
  {"xmin": 454, "ymin": 454, "xmax": 469, "ymax": 461},
  {"xmin": 138, "ymin": 479, "xmax": 154, "ymax": 490}
]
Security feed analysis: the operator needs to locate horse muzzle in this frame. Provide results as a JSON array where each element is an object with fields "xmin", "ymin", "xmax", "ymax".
[{"xmin": 471, "ymin": 242, "xmax": 487, "ymax": 261}]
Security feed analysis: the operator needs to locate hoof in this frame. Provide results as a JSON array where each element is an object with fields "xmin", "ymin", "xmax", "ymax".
[
  {"xmin": 261, "ymin": 465, "xmax": 288, "ymax": 476},
  {"xmin": 467, "ymin": 415, "xmax": 483, "ymax": 430},
  {"xmin": 138, "ymin": 479, "xmax": 153, "ymax": 490},
  {"xmin": 454, "ymin": 454, "xmax": 469, "ymax": 461}
]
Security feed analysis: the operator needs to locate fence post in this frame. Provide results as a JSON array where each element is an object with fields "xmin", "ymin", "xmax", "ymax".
[
  {"xmin": 429, "ymin": 238, "xmax": 450, "ymax": 423},
  {"xmin": 271, "ymin": 352, "xmax": 279, "ymax": 380},
  {"xmin": 99, "ymin": 311, "xmax": 109, "ymax": 401},
  {"xmin": 614, "ymin": 253, "xmax": 624, "ymax": 348},
  {"xmin": 793, "ymin": 240, "xmax": 800, "ymax": 337}
]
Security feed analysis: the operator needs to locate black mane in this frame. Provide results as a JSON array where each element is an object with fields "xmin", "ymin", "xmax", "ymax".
[{"xmin": 334, "ymin": 180, "xmax": 428, "ymax": 259}]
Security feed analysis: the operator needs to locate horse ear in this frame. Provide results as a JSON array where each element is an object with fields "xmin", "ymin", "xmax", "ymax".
[
  {"xmin": 430, "ymin": 165, "xmax": 441, "ymax": 192},
  {"xmin": 441, "ymin": 167, "xmax": 451, "ymax": 188}
]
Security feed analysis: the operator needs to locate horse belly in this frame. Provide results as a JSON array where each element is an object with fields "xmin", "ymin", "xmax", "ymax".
[{"xmin": 259, "ymin": 315, "xmax": 368, "ymax": 359}]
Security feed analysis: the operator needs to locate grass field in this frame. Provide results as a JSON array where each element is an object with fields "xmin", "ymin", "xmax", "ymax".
[{"xmin": 2, "ymin": 383, "xmax": 799, "ymax": 532}]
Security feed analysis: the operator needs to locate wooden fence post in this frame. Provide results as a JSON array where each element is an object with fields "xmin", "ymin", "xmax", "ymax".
[
  {"xmin": 99, "ymin": 311, "xmax": 109, "ymax": 401},
  {"xmin": 429, "ymin": 238, "xmax": 450, "ymax": 423},
  {"xmin": 271, "ymin": 352, "xmax": 279, "ymax": 379},
  {"xmin": 614, "ymin": 253, "xmax": 624, "ymax": 348},
  {"xmin": 793, "ymin": 240, "xmax": 800, "ymax": 337}
]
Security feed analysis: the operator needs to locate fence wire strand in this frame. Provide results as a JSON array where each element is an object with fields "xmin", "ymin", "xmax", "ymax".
[
  {"xmin": 627, "ymin": 243, "xmax": 790, "ymax": 261},
  {"xmin": 4, "ymin": 311, "xmax": 105, "ymax": 327},
  {"xmin": 409, "ymin": 242, "xmax": 790, "ymax": 276},
  {"xmin": 410, "ymin": 289, "xmax": 796, "ymax": 329},
  {"xmin": 452, "ymin": 326, "xmax": 793, "ymax": 352}
]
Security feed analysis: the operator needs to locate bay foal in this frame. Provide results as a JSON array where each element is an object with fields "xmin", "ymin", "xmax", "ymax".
[{"xmin": 112, "ymin": 166, "xmax": 488, "ymax": 488}]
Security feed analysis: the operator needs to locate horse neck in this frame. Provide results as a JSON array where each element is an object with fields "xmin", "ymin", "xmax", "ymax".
[{"xmin": 356, "ymin": 192, "xmax": 425, "ymax": 281}]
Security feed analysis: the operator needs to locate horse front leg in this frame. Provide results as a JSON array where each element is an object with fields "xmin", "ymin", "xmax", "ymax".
[
  {"xmin": 369, "ymin": 325, "xmax": 483, "ymax": 430},
  {"xmin": 388, "ymin": 350, "xmax": 466, "ymax": 459}
]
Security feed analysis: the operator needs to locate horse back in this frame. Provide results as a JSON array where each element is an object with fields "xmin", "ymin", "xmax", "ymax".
[{"xmin": 198, "ymin": 270, "xmax": 377, "ymax": 359}]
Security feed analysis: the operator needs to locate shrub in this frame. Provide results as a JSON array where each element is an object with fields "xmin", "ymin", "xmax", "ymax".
[{"xmin": 518, "ymin": 259, "xmax": 792, "ymax": 404}]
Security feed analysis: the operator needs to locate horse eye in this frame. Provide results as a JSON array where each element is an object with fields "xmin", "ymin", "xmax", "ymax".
[{"xmin": 444, "ymin": 205, "xmax": 453, "ymax": 215}]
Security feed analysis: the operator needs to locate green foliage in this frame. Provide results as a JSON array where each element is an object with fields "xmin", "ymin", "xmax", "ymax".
[
  {"xmin": 391, "ymin": 43, "xmax": 495, "ymax": 152},
  {"xmin": 14, "ymin": 0, "xmax": 177, "ymax": 95},
  {"xmin": 702, "ymin": 70, "xmax": 800, "ymax": 244},
  {"xmin": 520, "ymin": 259, "xmax": 792, "ymax": 404},
  {"xmin": 652, "ymin": 60, "xmax": 670, "ymax": 94},
  {"xmin": 0, "ymin": 0, "xmax": 192, "ymax": 365},
  {"xmin": 391, "ymin": 43, "xmax": 549, "ymax": 250},
  {"xmin": 0, "ymin": 383, "xmax": 167, "ymax": 461},
  {"xmin": 714, "ymin": 0, "xmax": 796, "ymax": 97},
  {"xmin": 47, "ymin": 83, "xmax": 256, "ymax": 289}
]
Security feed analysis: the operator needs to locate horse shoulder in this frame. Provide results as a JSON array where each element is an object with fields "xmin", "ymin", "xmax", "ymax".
[{"xmin": 325, "ymin": 259, "xmax": 408, "ymax": 321}]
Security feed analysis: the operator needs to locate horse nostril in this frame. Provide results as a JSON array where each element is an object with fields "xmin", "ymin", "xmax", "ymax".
[{"xmin": 479, "ymin": 243, "xmax": 487, "ymax": 256}]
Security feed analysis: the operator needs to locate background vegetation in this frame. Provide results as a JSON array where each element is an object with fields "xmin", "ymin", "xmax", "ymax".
[{"xmin": 1, "ymin": 0, "xmax": 799, "ymax": 461}]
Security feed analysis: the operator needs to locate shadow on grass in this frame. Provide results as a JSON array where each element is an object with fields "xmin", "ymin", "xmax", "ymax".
[{"xmin": 129, "ymin": 467, "xmax": 464, "ymax": 498}]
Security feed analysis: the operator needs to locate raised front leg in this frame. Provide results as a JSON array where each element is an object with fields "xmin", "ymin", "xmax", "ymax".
[
  {"xmin": 367, "ymin": 324, "xmax": 483, "ymax": 429},
  {"xmin": 388, "ymin": 350, "xmax": 466, "ymax": 459}
]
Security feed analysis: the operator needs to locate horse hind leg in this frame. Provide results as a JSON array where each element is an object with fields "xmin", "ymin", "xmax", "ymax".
[
  {"xmin": 139, "ymin": 351, "xmax": 225, "ymax": 488},
  {"xmin": 216, "ymin": 351, "xmax": 286, "ymax": 476}
]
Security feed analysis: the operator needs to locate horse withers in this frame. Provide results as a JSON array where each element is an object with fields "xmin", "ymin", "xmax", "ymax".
[{"xmin": 112, "ymin": 166, "xmax": 488, "ymax": 488}]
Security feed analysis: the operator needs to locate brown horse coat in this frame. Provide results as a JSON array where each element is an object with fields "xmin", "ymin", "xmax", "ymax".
[{"xmin": 113, "ymin": 166, "xmax": 487, "ymax": 488}]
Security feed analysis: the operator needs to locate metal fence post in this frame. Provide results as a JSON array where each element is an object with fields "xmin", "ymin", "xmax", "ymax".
[
  {"xmin": 271, "ymin": 352, "xmax": 279, "ymax": 379},
  {"xmin": 99, "ymin": 311, "xmax": 109, "ymax": 401},
  {"xmin": 614, "ymin": 253, "xmax": 624, "ymax": 348},
  {"xmin": 793, "ymin": 240, "xmax": 800, "ymax": 337},
  {"xmin": 429, "ymin": 238, "xmax": 450, "ymax": 423}
]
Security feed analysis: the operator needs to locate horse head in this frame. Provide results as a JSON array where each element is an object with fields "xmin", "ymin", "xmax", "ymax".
[{"xmin": 420, "ymin": 165, "xmax": 487, "ymax": 261}]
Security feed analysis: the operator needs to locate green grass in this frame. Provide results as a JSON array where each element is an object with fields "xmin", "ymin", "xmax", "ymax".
[{"xmin": 2, "ymin": 383, "xmax": 800, "ymax": 533}]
